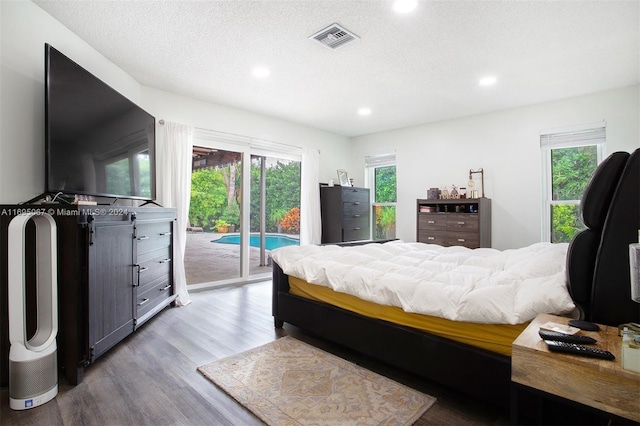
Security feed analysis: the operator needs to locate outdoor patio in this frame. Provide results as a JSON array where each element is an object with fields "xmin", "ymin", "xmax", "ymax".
[{"xmin": 184, "ymin": 231, "xmax": 277, "ymax": 285}]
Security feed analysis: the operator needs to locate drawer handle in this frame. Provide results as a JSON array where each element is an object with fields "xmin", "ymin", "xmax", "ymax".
[
  {"xmin": 138, "ymin": 266, "xmax": 149, "ymax": 273},
  {"xmin": 354, "ymin": 227, "xmax": 361, "ymax": 230},
  {"xmin": 353, "ymin": 202, "xmax": 360, "ymax": 205},
  {"xmin": 159, "ymin": 232, "xmax": 172, "ymax": 236},
  {"xmin": 137, "ymin": 236, "xmax": 149, "ymax": 241},
  {"xmin": 457, "ymin": 221, "xmax": 465, "ymax": 225},
  {"xmin": 427, "ymin": 220, "xmax": 435, "ymax": 224},
  {"xmin": 427, "ymin": 237, "xmax": 435, "ymax": 240},
  {"xmin": 138, "ymin": 298, "xmax": 150, "ymax": 306},
  {"xmin": 159, "ymin": 258, "xmax": 172, "ymax": 264},
  {"xmin": 160, "ymin": 284, "xmax": 172, "ymax": 292},
  {"xmin": 354, "ymin": 214, "xmax": 361, "ymax": 217},
  {"xmin": 457, "ymin": 238, "xmax": 466, "ymax": 242}
]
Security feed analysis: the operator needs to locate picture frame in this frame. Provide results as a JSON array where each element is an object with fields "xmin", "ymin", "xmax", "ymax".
[{"xmin": 337, "ymin": 169, "xmax": 351, "ymax": 186}]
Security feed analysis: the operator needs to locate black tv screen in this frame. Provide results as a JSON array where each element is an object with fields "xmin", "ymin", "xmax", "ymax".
[{"xmin": 45, "ymin": 44, "xmax": 156, "ymax": 201}]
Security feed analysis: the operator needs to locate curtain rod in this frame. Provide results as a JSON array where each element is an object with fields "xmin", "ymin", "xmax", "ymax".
[{"xmin": 158, "ymin": 118, "xmax": 318, "ymax": 153}]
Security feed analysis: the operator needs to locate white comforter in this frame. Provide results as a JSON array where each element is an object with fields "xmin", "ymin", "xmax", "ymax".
[{"xmin": 271, "ymin": 241, "xmax": 576, "ymax": 324}]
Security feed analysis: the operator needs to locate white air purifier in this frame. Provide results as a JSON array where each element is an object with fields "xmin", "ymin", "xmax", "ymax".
[{"xmin": 8, "ymin": 212, "xmax": 58, "ymax": 410}]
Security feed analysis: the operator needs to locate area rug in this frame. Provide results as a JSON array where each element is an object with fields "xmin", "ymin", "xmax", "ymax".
[{"xmin": 197, "ymin": 336, "xmax": 436, "ymax": 426}]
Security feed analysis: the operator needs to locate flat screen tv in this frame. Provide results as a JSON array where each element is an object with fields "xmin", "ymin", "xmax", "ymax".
[{"xmin": 45, "ymin": 43, "xmax": 156, "ymax": 201}]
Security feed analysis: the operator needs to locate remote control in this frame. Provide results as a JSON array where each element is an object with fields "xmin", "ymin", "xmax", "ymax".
[
  {"xmin": 543, "ymin": 340, "xmax": 615, "ymax": 360},
  {"xmin": 538, "ymin": 329, "xmax": 597, "ymax": 344}
]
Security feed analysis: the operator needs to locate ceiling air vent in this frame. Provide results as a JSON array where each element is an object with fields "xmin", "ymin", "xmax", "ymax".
[{"xmin": 309, "ymin": 23, "xmax": 359, "ymax": 50}]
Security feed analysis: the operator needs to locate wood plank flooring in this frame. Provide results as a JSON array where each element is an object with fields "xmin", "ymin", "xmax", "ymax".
[{"xmin": 0, "ymin": 281, "xmax": 508, "ymax": 425}]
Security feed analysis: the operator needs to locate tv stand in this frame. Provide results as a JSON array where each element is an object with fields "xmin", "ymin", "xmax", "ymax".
[{"xmin": 0, "ymin": 204, "xmax": 177, "ymax": 386}]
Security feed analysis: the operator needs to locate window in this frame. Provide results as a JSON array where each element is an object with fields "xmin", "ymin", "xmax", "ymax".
[
  {"xmin": 366, "ymin": 153, "xmax": 396, "ymax": 240},
  {"xmin": 541, "ymin": 122, "xmax": 605, "ymax": 243}
]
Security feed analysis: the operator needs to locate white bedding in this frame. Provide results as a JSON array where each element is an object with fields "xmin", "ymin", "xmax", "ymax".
[{"xmin": 271, "ymin": 241, "xmax": 576, "ymax": 324}]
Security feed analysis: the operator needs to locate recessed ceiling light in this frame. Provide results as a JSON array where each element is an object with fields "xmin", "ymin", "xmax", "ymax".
[
  {"xmin": 479, "ymin": 76, "xmax": 497, "ymax": 86},
  {"xmin": 358, "ymin": 108, "xmax": 372, "ymax": 116},
  {"xmin": 393, "ymin": 0, "xmax": 418, "ymax": 13},
  {"xmin": 252, "ymin": 66, "xmax": 270, "ymax": 78}
]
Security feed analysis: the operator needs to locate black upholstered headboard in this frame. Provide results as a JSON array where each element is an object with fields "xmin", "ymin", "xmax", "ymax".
[
  {"xmin": 567, "ymin": 148, "xmax": 640, "ymax": 326},
  {"xmin": 566, "ymin": 151, "xmax": 629, "ymax": 318},
  {"xmin": 591, "ymin": 148, "xmax": 640, "ymax": 325}
]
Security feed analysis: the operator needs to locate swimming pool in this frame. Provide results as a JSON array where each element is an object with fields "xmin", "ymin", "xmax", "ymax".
[{"xmin": 211, "ymin": 234, "xmax": 300, "ymax": 250}]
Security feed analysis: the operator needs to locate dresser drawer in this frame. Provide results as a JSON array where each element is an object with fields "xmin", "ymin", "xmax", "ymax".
[
  {"xmin": 443, "ymin": 232, "xmax": 479, "ymax": 249},
  {"xmin": 418, "ymin": 214, "xmax": 447, "ymax": 230},
  {"xmin": 343, "ymin": 200, "xmax": 368, "ymax": 217},
  {"xmin": 343, "ymin": 227, "xmax": 369, "ymax": 242},
  {"xmin": 418, "ymin": 230, "xmax": 449, "ymax": 245},
  {"xmin": 343, "ymin": 214, "xmax": 369, "ymax": 229},
  {"xmin": 136, "ymin": 252, "xmax": 172, "ymax": 293},
  {"xmin": 135, "ymin": 221, "xmax": 172, "ymax": 254},
  {"xmin": 136, "ymin": 278, "xmax": 173, "ymax": 318},
  {"xmin": 341, "ymin": 187, "xmax": 369, "ymax": 203},
  {"xmin": 446, "ymin": 214, "xmax": 479, "ymax": 232}
]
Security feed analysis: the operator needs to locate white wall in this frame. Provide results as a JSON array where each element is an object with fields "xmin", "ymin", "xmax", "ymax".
[
  {"xmin": 351, "ymin": 85, "xmax": 640, "ymax": 250},
  {"xmin": 0, "ymin": 1, "xmax": 349, "ymax": 204},
  {"xmin": 0, "ymin": 1, "xmax": 141, "ymax": 203},
  {"xmin": 140, "ymin": 87, "xmax": 349, "ymax": 182}
]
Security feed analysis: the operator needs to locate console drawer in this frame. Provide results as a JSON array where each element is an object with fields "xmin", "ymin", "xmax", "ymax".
[
  {"xmin": 135, "ymin": 222, "xmax": 172, "ymax": 254},
  {"xmin": 136, "ymin": 279, "xmax": 173, "ymax": 318}
]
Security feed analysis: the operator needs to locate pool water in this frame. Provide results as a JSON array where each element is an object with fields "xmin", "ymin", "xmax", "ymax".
[{"xmin": 212, "ymin": 234, "xmax": 300, "ymax": 250}]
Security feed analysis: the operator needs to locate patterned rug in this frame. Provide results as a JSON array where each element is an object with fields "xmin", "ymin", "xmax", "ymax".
[{"xmin": 198, "ymin": 336, "xmax": 436, "ymax": 426}]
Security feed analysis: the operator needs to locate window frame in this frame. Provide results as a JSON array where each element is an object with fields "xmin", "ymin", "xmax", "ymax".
[
  {"xmin": 540, "ymin": 123, "xmax": 605, "ymax": 242},
  {"xmin": 365, "ymin": 153, "xmax": 397, "ymax": 241}
]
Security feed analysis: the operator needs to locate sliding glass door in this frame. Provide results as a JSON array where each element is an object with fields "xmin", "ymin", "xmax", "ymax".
[{"xmin": 184, "ymin": 134, "xmax": 301, "ymax": 288}]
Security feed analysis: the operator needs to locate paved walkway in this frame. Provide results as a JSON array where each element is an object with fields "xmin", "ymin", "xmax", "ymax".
[{"xmin": 184, "ymin": 231, "xmax": 276, "ymax": 285}]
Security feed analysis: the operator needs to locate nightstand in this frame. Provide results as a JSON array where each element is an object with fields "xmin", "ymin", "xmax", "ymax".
[{"xmin": 511, "ymin": 313, "xmax": 640, "ymax": 425}]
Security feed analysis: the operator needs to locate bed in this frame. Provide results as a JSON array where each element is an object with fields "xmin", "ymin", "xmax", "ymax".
[{"xmin": 271, "ymin": 148, "xmax": 639, "ymax": 408}]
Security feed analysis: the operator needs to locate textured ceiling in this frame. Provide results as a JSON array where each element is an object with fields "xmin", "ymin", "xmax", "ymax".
[{"xmin": 33, "ymin": 0, "xmax": 639, "ymax": 137}]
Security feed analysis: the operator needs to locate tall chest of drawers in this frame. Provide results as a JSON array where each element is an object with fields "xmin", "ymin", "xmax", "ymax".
[
  {"xmin": 321, "ymin": 186, "xmax": 371, "ymax": 243},
  {"xmin": 416, "ymin": 198, "xmax": 491, "ymax": 248}
]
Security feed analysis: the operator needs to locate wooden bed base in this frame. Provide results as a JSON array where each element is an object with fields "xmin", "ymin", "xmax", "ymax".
[{"xmin": 272, "ymin": 261, "xmax": 512, "ymax": 409}]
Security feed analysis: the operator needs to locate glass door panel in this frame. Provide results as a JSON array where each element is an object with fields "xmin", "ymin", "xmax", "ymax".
[
  {"xmin": 249, "ymin": 155, "xmax": 300, "ymax": 275},
  {"xmin": 185, "ymin": 146, "xmax": 243, "ymax": 284}
]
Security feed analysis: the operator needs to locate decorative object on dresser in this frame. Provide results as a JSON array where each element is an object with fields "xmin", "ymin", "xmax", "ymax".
[
  {"xmin": 0, "ymin": 205, "xmax": 176, "ymax": 387},
  {"xmin": 417, "ymin": 198, "xmax": 491, "ymax": 248},
  {"xmin": 336, "ymin": 169, "xmax": 351, "ymax": 187},
  {"xmin": 320, "ymin": 186, "xmax": 370, "ymax": 243},
  {"xmin": 468, "ymin": 168, "xmax": 485, "ymax": 198},
  {"xmin": 427, "ymin": 187, "xmax": 440, "ymax": 199}
]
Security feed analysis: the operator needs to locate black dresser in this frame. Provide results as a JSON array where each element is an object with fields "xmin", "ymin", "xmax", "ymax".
[
  {"xmin": 320, "ymin": 186, "xmax": 370, "ymax": 243},
  {"xmin": 0, "ymin": 205, "xmax": 176, "ymax": 386}
]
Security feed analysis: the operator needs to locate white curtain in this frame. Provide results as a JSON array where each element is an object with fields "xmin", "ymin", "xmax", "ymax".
[
  {"xmin": 157, "ymin": 121, "xmax": 193, "ymax": 306},
  {"xmin": 300, "ymin": 147, "xmax": 321, "ymax": 245}
]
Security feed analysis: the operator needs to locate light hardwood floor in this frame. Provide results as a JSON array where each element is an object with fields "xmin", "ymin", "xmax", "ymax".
[{"xmin": 0, "ymin": 281, "xmax": 508, "ymax": 425}]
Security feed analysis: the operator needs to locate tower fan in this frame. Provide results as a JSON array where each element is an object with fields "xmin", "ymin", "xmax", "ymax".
[{"xmin": 8, "ymin": 212, "xmax": 58, "ymax": 410}]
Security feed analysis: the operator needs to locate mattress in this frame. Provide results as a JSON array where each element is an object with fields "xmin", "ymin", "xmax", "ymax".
[
  {"xmin": 289, "ymin": 276, "xmax": 527, "ymax": 356},
  {"xmin": 271, "ymin": 241, "xmax": 576, "ymax": 324}
]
